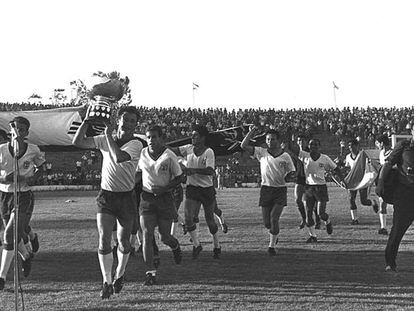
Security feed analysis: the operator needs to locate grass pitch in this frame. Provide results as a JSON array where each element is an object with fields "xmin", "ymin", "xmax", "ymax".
[{"xmin": 0, "ymin": 186, "xmax": 413, "ymax": 311}]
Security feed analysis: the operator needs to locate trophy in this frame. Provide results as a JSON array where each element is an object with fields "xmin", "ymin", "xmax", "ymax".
[
  {"xmin": 86, "ymin": 95, "xmax": 113, "ymax": 125},
  {"xmin": 84, "ymin": 72, "xmax": 129, "ymax": 126}
]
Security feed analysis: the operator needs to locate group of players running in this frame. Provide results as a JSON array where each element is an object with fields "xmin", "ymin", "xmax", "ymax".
[{"xmin": 0, "ymin": 108, "xmax": 392, "ymax": 299}]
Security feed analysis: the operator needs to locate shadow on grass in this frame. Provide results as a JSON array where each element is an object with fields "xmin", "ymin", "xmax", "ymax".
[
  {"xmin": 30, "ymin": 218, "xmax": 96, "ymax": 230},
  {"xmin": 19, "ymin": 247, "xmax": 414, "ymax": 286}
]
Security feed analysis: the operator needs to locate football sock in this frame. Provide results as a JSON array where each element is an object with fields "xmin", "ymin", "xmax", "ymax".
[
  {"xmin": 115, "ymin": 249, "xmax": 130, "ymax": 280},
  {"xmin": 269, "ymin": 233, "xmax": 279, "ymax": 248},
  {"xmin": 146, "ymin": 270, "xmax": 156, "ymax": 276},
  {"xmin": 0, "ymin": 249, "xmax": 14, "ymax": 280},
  {"xmin": 171, "ymin": 221, "xmax": 178, "ymax": 236},
  {"xmin": 350, "ymin": 210, "xmax": 358, "ymax": 220},
  {"xmin": 98, "ymin": 253, "xmax": 113, "ymax": 284},
  {"xmin": 215, "ymin": 214, "xmax": 224, "ymax": 226},
  {"xmin": 307, "ymin": 226, "xmax": 316, "ymax": 237},
  {"xmin": 212, "ymin": 232, "xmax": 220, "ymax": 248},
  {"xmin": 189, "ymin": 227, "xmax": 200, "ymax": 247},
  {"xmin": 379, "ymin": 213, "xmax": 386, "ymax": 228}
]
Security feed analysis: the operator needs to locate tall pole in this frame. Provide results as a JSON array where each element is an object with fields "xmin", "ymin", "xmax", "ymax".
[
  {"xmin": 332, "ymin": 81, "xmax": 339, "ymax": 109},
  {"xmin": 193, "ymin": 85, "xmax": 196, "ymax": 107},
  {"xmin": 192, "ymin": 82, "xmax": 199, "ymax": 107},
  {"xmin": 10, "ymin": 124, "xmax": 20, "ymax": 311}
]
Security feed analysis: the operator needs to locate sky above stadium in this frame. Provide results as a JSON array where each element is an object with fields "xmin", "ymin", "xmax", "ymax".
[{"xmin": 1, "ymin": 0, "xmax": 414, "ymax": 110}]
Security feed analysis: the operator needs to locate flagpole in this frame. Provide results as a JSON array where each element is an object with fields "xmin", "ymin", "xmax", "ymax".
[
  {"xmin": 192, "ymin": 82, "xmax": 199, "ymax": 107},
  {"xmin": 193, "ymin": 85, "xmax": 196, "ymax": 107},
  {"xmin": 332, "ymin": 81, "xmax": 338, "ymax": 109}
]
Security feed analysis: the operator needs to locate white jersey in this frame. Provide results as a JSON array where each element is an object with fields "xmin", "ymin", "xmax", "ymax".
[
  {"xmin": 299, "ymin": 150, "xmax": 337, "ymax": 185},
  {"xmin": 179, "ymin": 144, "xmax": 215, "ymax": 188},
  {"xmin": 254, "ymin": 147, "xmax": 295, "ymax": 187},
  {"xmin": 139, "ymin": 147, "xmax": 182, "ymax": 194},
  {"xmin": 0, "ymin": 142, "xmax": 45, "ymax": 192},
  {"xmin": 379, "ymin": 149, "xmax": 392, "ymax": 165},
  {"xmin": 345, "ymin": 152, "xmax": 359, "ymax": 169},
  {"xmin": 94, "ymin": 135, "xmax": 142, "ymax": 192}
]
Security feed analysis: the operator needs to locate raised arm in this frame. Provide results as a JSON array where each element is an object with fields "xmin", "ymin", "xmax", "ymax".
[
  {"xmin": 104, "ymin": 125, "xmax": 132, "ymax": 163},
  {"xmin": 72, "ymin": 120, "xmax": 96, "ymax": 149},
  {"xmin": 241, "ymin": 124, "xmax": 257, "ymax": 156}
]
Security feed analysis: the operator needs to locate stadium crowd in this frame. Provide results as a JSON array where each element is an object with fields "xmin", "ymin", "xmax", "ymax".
[
  {"xmin": 134, "ymin": 105, "xmax": 414, "ymax": 143},
  {"xmin": 2, "ymin": 101, "xmax": 413, "ymax": 143},
  {"xmin": 1, "ymin": 102, "xmax": 413, "ymax": 188}
]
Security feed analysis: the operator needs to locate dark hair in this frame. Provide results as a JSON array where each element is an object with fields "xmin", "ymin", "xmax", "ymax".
[
  {"xmin": 265, "ymin": 129, "xmax": 281, "ymax": 140},
  {"xmin": 309, "ymin": 138, "xmax": 321, "ymax": 146},
  {"xmin": 348, "ymin": 138, "xmax": 359, "ymax": 146},
  {"xmin": 146, "ymin": 125, "xmax": 164, "ymax": 138},
  {"xmin": 13, "ymin": 116, "xmax": 30, "ymax": 130},
  {"xmin": 376, "ymin": 134, "xmax": 390, "ymax": 146},
  {"xmin": 117, "ymin": 106, "xmax": 140, "ymax": 121},
  {"xmin": 192, "ymin": 124, "xmax": 209, "ymax": 138}
]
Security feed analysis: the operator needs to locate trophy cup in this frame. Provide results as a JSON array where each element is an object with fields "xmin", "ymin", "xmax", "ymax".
[
  {"xmin": 84, "ymin": 73, "xmax": 128, "ymax": 127},
  {"xmin": 86, "ymin": 95, "xmax": 113, "ymax": 125}
]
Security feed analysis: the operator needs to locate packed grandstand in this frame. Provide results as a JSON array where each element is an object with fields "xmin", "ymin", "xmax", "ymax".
[{"xmin": 1, "ymin": 101, "xmax": 412, "ymax": 187}]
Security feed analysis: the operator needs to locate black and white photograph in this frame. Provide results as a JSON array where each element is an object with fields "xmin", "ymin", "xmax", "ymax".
[{"xmin": 0, "ymin": 1, "xmax": 413, "ymax": 310}]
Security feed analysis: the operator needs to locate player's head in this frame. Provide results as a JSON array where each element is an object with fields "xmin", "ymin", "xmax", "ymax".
[
  {"xmin": 297, "ymin": 135, "xmax": 308, "ymax": 149},
  {"xmin": 117, "ymin": 106, "xmax": 140, "ymax": 135},
  {"xmin": 308, "ymin": 138, "xmax": 321, "ymax": 153},
  {"xmin": 191, "ymin": 124, "xmax": 209, "ymax": 146},
  {"xmin": 375, "ymin": 134, "xmax": 390, "ymax": 150},
  {"xmin": 11, "ymin": 116, "xmax": 30, "ymax": 138},
  {"xmin": 265, "ymin": 129, "xmax": 281, "ymax": 149},
  {"xmin": 347, "ymin": 138, "xmax": 359, "ymax": 153},
  {"xmin": 146, "ymin": 125, "xmax": 164, "ymax": 152}
]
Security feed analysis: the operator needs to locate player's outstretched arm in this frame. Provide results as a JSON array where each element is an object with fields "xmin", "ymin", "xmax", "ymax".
[
  {"xmin": 241, "ymin": 124, "xmax": 257, "ymax": 156},
  {"xmin": 72, "ymin": 120, "xmax": 95, "ymax": 149}
]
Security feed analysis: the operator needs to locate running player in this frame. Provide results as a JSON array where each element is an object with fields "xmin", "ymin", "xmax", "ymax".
[
  {"xmin": 0, "ymin": 117, "xmax": 45, "ymax": 290},
  {"xmin": 345, "ymin": 139, "xmax": 379, "ymax": 224},
  {"xmin": 138, "ymin": 125, "xmax": 183, "ymax": 285},
  {"xmin": 241, "ymin": 125, "xmax": 296, "ymax": 256},
  {"xmin": 170, "ymin": 125, "xmax": 222, "ymax": 259},
  {"xmin": 299, "ymin": 139, "xmax": 343, "ymax": 243},
  {"xmin": 72, "ymin": 106, "xmax": 142, "ymax": 299}
]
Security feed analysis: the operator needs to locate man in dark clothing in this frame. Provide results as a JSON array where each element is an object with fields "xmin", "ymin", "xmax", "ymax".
[{"xmin": 376, "ymin": 124, "xmax": 414, "ymax": 272}]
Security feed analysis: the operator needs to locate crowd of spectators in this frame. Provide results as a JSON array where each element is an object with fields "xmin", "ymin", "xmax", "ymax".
[
  {"xmin": 135, "ymin": 105, "xmax": 414, "ymax": 145},
  {"xmin": 0, "ymin": 101, "xmax": 76, "ymax": 112},
  {"xmin": 2, "ymin": 101, "xmax": 413, "ymax": 143},
  {"xmin": 1, "ymin": 101, "xmax": 414, "ymax": 187}
]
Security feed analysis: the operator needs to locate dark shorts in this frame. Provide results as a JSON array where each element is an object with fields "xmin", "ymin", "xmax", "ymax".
[
  {"xmin": 96, "ymin": 189, "xmax": 137, "ymax": 222},
  {"xmin": 303, "ymin": 184, "xmax": 329, "ymax": 203},
  {"xmin": 0, "ymin": 191, "xmax": 34, "ymax": 220},
  {"xmin": 186, "ymin": 185, "xmax": 216, "ymax": 207},
  {"xmin": 139, "ymin": 191, "xmax": 177, "ymax": 221},
  {"xmin": 259, "ymin": 186, "xmax": 287, "ymax": 207}
]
